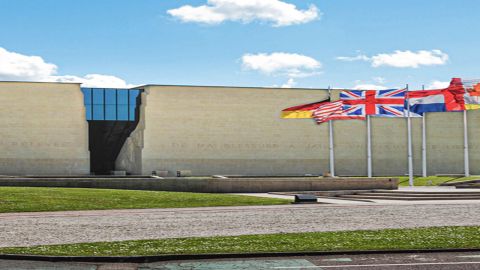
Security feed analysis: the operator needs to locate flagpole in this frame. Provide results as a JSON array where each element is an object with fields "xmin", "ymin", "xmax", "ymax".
[
  {"xmin": 367, "ymin": 115, "xmax": 372, "ymax": 177},
  {"xmin": 464, "ymin": 110, "xmax": 470, "ymax": 177},
  {"xmin": 407, "ymin": 84, "xmax": 414, "ymax": 187},
  {"xmin": 328, "ymin": 87, "xmax": 335, "ymax": 177},
  {"xmin": 421, "ymin": 85, "xmax": 427, "ymax": 177}
]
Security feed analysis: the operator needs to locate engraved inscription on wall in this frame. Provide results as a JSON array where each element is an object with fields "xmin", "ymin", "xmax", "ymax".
[
  {"xmin": 165, "ymin": 143, "xmax": 329, "ymax": 150},
  {"xmin": 0, "ymin": 141, "xmax": 73, "ymax": 148}
]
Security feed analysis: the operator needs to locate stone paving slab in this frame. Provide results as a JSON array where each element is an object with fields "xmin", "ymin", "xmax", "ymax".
[
  {"xmin": 236, "ymin": 191, "xmax": 480, "ymax": 205},
  {"xmin": 3, "ymin": 251, "xmax": 480, "ymax": 269},
  {"xmin": 0, "ymin": 260, "xmax": 96, "ymax": 270},
  {"xmin": 141, "ymin": 259, "xmax": 315, "ymax": 270}
]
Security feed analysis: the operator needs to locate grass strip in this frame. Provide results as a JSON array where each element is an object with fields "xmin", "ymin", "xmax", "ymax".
[
  {"xmin": 0, "ymin": 187, "xmax": 289, "ymax": 213},
  {"xmin": 397, "ymin": 176, "xmax": 480, "ymax": 186},
  {"xmin": 1, "ymin": 226, "xmax": 479, "ymax": 256}
]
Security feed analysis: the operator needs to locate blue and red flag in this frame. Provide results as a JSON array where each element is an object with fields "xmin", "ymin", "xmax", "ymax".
[
  {"xmin": 406, "ymin": 78, "xmax": 466, "ymax": 115},
  {"xmin": 340, "ymin": 88, "xmax": 409, "ymax": 117},
  {"xmin": 406, "ymin": 90, "xmax": 447, "ymax": 114}
]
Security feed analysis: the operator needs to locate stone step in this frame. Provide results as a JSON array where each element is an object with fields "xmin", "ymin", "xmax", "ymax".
[
  {"xmin": 339, "ymin": 194, "xmax": 480, "ymax": 201},
  {"xmin": 302, "ymin": 190, "xmax": 374, "ymax": 197},
  {"xmin": 455, "ymin": 184, "xmax": 480, "ymax": 189},
  {"xmin": 371, "ymin": 190, "xmax": 480, "ymax": 195},
  {"xmin": 441, "ymin": 179, "xmax": 480, "ymax": 186},
  {"xmin": 355, "ymin": 192, "xmax": 480, "ymax": 197}
]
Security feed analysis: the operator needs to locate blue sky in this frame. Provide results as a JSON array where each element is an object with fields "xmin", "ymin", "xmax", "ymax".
[{"xmin": 0, "ymin": 0, "xmax": 479, "ymax": 90}]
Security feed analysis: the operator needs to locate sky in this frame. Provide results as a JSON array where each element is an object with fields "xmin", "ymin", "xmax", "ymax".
[{"xmin": 0, "ymin": 0, "xmax": 479, "ymax": 90}]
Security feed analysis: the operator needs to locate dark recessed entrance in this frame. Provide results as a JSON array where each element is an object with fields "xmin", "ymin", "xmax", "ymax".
[{"xmin": 82, "ymin": 88, "xmax": 142, "ymax": 175}]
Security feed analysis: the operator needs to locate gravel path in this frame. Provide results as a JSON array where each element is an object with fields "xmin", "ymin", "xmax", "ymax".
[{"xmin": 1, "ymin": 203, "xmax": 480, "ymax": 247}]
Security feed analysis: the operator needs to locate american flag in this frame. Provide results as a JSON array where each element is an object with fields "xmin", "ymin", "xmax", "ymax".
[
  {"xmin": 312, "ymin": 100, "xmax": 365, "ymax": 124},
  {"xmin": 341, "ymin": 88, "xmax": 408, "ymax": 117}
]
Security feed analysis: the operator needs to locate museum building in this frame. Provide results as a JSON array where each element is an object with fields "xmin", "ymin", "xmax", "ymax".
[{"xmin": 0, "ymin": 81, "xmax": 478, "ymax": 177}]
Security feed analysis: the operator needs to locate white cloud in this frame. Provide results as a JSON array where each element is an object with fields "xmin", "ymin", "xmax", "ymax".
[
  {"xmin": 371, "ymin": 50, "xmax": 448, "ymax": 68},
  {"xmin": 51, "ymin": 74, "xmax": 134, "ymax": 88},
  {"xmin": 353, "ymin": 84, "xmax": 388, "ymax": 90},
  {"xmin": 426, "ymin": 80, "xmax": 450, "ymax": 89},
  {"xmin": 241, "ymin": 52, "xmax": 321, "ymax": 78},
  {"xmin": 337, "ymin": 50, "xmax": 449, "ymax": 68},
  {"xmin": 280, "ymin": 78, "xmax": 296, "ymax": 88},
  {"xmin": 372, "ymin": 76, "xmax": 386, "ymax": 84},
  {"xmin": 336, "ymin": 54, "xmax": 369, "ymax": 62},
  {"xmin": 0, "ymin": 47, "xmax": 58, "ymax": 80},
  {"xmin": 0, "ymin": 47, "xmax": 133, "ymax": 88},
  {"xmin": 167, "ymin": 0, "xmax": 319, "ymax": 27}
]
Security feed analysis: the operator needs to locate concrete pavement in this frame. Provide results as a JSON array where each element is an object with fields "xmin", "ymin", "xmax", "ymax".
[{"xmin": 1, "ymin": 202, "xmax": 480, "ymax": 247}]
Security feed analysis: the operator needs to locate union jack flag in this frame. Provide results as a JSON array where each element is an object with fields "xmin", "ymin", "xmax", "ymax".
[{"xmin": 340, "ymin": 88, "xmax": 409, "ymax": 117}]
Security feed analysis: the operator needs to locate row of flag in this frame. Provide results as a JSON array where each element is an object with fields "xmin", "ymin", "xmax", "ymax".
[{"xmin": 281, "ymin": 78, "xmax": 480, "ymax": 124}]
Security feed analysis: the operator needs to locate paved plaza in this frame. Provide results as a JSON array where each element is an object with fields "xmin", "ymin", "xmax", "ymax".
[{"xmin": 1, "ymin": 200, "xmax": 480, "ymax": 248}]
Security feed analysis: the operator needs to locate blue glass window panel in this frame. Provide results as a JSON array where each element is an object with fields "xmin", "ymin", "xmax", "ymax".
[
  {"xmin": 92, "ymin": 89, "xmax": 104, "ymax": 105},
  {"xmin": 85, "ymin": 104, "xmax": 92, "ymax": 120},
  {"xmin": 82, "ymin": 88, "xmax": 92, "ymax": 105},
  {"xmin": 105, "ymin": 90, "xmax": 117, "ymax": 105},
  {"xmin": 117, "ymin": 91, "xmax": 128, "ymax": 105},
  {"xmin": 129, "ymin": 105, "xmax": 136, "ymax": 120},
  {"xmin": 105, "ymin": 105, "xmax": 117, "ymax": 120},
  {"xmin": 82, "ymin": 88, "xmax": 141, "ymax": 121},
  {"xmin": 117, "ymin": 105, "xmax": 129, "ymax": 120},
  {"xmin": 92, "ymin": 105, "xmax": 104, "ymax": 120},
  {"xmin": 129, "ymin": 90, "xmax": 139, "ymax": 105}
]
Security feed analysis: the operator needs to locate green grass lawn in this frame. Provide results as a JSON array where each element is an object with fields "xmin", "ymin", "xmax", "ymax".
[
  {"xmin": 1, "ymin": 226, "xmax": 478, "ymax": 256},
  {"xmin": 0, "ymin": 187, "xmax": 289, "ymax": 213},
  {"xmin": 397, "ymin": 176, "xmax": 480, "ymax": 186}
]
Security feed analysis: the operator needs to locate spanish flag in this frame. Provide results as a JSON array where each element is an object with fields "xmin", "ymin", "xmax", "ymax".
[
  {"xmin": 449, "ymin": 78, "xmax": 480, "ymax": 110},
  {"xmin": 281, "ymin": 98, "xmax": 330, "ymax": 119},
  {"xmin": 464, "ymin": 79, "xmax": 480, "ymax": 110}
]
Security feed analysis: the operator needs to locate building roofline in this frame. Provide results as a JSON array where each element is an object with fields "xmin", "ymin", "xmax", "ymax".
[
  {"xmin": 0, "ymin": 80, "xmax": 81, "ymax": 85},
  {"xmin": 134, "ymin": 84, "xmax": 338, "ymax": 91},
  {"xmin": 0, "ymin": 81, "xmax": 351, "ymax": 91}
]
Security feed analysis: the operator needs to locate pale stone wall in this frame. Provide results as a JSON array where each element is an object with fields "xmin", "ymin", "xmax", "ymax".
[
  {"xmin": 468, "ymin": 109, "xmax": 480, "ymax": 175},
  {"xmin": 115, "ymin": 85, "xmax": 478, "ymax": 176},
  {"xmin": 426, "ymin": 112, "xmax": 465, "ymax": 174},
  {"xmin": 0, "ymin": 82, "xmax": 89, "ymax": 175},
  {"xmin": 124, "ymin": 85, "xmax": 330, "ymax": 176},
  {"xmin": 2, "ymin": 81, "xmax": 473, "ymax": 176},
  {"xmin": 115, "ymin": 92, "xmax": 146, "ymax": 174}
]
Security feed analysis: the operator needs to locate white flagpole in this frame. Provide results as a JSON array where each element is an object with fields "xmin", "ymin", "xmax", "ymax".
[
  {"xmin": 421, "ymin": 85, "xmax": 427, "ymax": 177},
  {"xmin": 407, "ymin": 84, "xmax": 414, "ymax": 186},
  {"xmin": 367, "ymin": 115, "xmax": 372, "ymax": 177},
  {"xmin": 464, "ymin": 110, "xmax": 470, "ymax": 177},
  {"xmin": 328, "ymin": 120, "xmax": 335, "ymax": 177},
  {"xmin": 328, "ymin": 87, "xmax": 335, "ymax": 177}
]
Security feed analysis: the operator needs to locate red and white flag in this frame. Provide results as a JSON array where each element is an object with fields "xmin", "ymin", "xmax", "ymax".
[{"xmin": 312, "ymin": 100, "xmax": 365, "ymax": 124}]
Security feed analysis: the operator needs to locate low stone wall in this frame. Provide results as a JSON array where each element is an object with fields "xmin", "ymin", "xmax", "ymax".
[{"xmin": 0, "ymin": 177, "xmax": 398, "ymax": 193}]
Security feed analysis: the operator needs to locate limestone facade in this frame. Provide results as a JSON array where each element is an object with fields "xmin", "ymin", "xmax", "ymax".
[
  {"xmin": 0, "ymin": 81, "xmax": 476, "ymax": 176},
  {"xmin": 0, "ymin": 82, "xmax": 90, "ymax": 175},
  {"xmin": 115, "ymin": 85, "xmax": 480, "ymax": 176}
]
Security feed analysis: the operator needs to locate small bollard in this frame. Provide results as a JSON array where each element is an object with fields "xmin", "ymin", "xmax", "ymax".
[
  {"xmin": 323, "ymin": 172, "xmax": 332, "ymax": 178},
  {"xmin": 293, "ymin": 194, "xmax": 318, "ymax": 204},
  {"xmin": 176, "ymin": 170, "xmax": 192, "ymax": 177}
]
